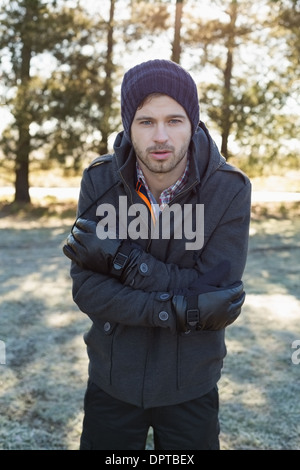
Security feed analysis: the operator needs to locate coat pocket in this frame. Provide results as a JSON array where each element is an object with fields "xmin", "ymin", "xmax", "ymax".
[{"xmin": 84, "ymin": 321, "xmax": 118, "ymax": 385}]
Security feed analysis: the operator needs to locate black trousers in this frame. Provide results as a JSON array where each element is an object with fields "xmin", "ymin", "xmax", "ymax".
[{"xmin": 80, "ymin": 381, "xmax": 220, "ymax": 450}]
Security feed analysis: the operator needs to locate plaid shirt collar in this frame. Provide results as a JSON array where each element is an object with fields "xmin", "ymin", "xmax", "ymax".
[{"xmin": 136, "ymin": 157, "xmax": 190, "ymax": 216}]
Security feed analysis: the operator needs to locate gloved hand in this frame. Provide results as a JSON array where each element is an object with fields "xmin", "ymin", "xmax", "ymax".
[
  {"xmin": 63, "ymin": 218, "xmax": 141, "ymax": 278},
  {"xmin": 172, "ymin": 281, "xmax": 245, "ymax": 332}
]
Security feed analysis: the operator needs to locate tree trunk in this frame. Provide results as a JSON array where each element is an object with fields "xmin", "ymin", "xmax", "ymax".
[
  {"xmin": 15, "ymin": 122, "xmax": 31, "ymax": 203},
  {"xmin": 14, "ymin": 1, "xmax": 34, "ymax": 203},
  {"xmin": 221, "ymin": 1, "xmax": 237, "ymax": 160},
  {"xmin": 171, "ymin": 0, "xmax": 183, "ymax": 63},
  {"xmin": 221, "ymin": 47, "xmax": 233, "ymax": 160},
  {"xmin": 100, "ymin": 0, "xmax": 115, "ymax": 155}
]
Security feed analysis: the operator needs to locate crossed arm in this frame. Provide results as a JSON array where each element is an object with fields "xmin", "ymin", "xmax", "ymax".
[{"xmin": 64, "ymin": 190, "xmax": 250, "ymax": 333}]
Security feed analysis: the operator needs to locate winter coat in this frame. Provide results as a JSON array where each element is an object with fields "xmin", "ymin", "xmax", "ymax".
[{"xmin": 70, "ymin": 122, "xmax": 251, "ymax": 408}]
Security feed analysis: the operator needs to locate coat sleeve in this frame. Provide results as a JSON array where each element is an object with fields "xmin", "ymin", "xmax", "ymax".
[
  {"xmin": 69, "ymin": 163, "xmax": 251, "ymax": 329},
  {"xmin": 72, "ymin": 165, "xmax": 206, "ymax": 292},
  {"xmin": 121, "ymin": 177, "xmax": 251, "ymax": 291},
  {"xmin": 68, "ymin": 165, "xmax": 198, "ymax": 329},
  {"xmin": 70, "ymin": 261, "xmax": 175, "ymax": 330}
]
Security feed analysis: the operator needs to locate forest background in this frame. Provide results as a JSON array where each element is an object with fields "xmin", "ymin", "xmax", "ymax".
[
  {"xmin": 0, "ymin": 0, "xmax": 299, "ymax": 451},
  {"xmin": 0, "ymin": 0, "xmax": 299, "ymax": 201}
]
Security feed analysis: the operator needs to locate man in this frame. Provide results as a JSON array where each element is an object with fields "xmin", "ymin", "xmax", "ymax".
[{"xmin": 63, "ymin": 59, "xmax": 251, "ymax": 450}]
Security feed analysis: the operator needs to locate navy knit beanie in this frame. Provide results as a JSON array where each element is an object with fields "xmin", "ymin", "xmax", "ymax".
[{"xmin": 121, "ymin": 59, "xmax": 200, "ymax": 140}]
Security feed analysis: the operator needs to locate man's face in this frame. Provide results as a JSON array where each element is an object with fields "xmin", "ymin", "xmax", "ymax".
[{"xmin": 131, "ymin": 94, "xmax": 192, "ymax": 177}]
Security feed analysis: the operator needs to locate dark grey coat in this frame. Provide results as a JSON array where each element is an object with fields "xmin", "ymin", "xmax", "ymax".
[{"xmin": 70, "ymin": 122, "xmax": 251, "ymax": 408}]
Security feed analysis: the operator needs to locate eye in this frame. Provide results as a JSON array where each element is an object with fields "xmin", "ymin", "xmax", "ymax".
[
  {"xmin": 169, "ymin": 119, "xmax": 182, "ymax": 124},
  {"xmin": 139, "ymin": 120, "xmax": 153, "ymax": 126}
]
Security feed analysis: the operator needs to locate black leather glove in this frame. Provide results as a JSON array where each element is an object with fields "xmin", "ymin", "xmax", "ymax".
[
  {"xmin": 63, "ymin": 218, "xmax": 141, "ymax": 278},
  {"xmin": 172, "ymin": 281, "xmax": 245, "ymax": 332}
]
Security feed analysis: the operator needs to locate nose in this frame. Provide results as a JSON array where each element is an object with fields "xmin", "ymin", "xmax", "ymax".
[{"xmin": 153, "ymin": 123, "xmax": 168, "ymax": 143}]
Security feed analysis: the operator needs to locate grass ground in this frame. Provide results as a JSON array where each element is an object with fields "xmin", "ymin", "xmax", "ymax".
[{"xmin": 0, "ymin": 174, "xmax": 299, "ymax": 450}]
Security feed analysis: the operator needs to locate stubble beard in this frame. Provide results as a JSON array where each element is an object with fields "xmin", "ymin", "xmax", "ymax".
[{"xmin": 133, "ymin": 142, "xmax": 190, "ymax": 175}]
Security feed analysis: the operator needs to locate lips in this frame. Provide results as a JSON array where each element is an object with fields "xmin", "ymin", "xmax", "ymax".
[{"xmin": 149, "ymin": 150, "xmax": 172, "ymax": 160}]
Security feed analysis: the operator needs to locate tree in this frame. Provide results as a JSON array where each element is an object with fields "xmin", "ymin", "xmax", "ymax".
[
  {"xmin": 0, "ymin": 0, "xmax": 56, "ymax": 202},
  {"xmin": 179, "ymin": 0, "xmax": 299, "ymax": 174},
  {"xmin": 276, "ymin": 0, "xmax": 300, "ymax": 64},
  {"xmin": 1, "ymin": 0, "xmax": 298, "ymax": 191},
  {"xmin": 184, "ymin": 0, "xmax": 253, "ymax": 160},
  {"xmin": 0, "ymin": 0, "xmax": 119, "ymax": 203},
  {"xmin": 44, "ymin": 0, "xmax": 118, "ymax": 161},
  {"xmin": 0, "ymin": 0, "xmax": 91, "ymax": 202}
]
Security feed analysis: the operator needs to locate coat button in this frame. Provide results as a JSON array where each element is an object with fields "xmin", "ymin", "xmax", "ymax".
[
  {"xmin": 159, "ymin": 311, "xmax": 169, "ymax": 321},
  {"xmin": 104, "ymin": 321, "xmax": 111, "ymax": 332},
  {"xmin": 140, "ymin": 262, "xmax": 149, "ymax": 274}
]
